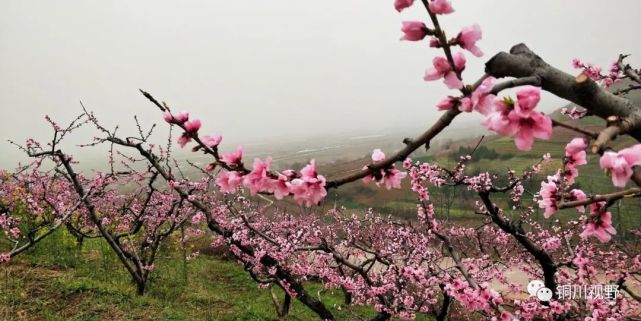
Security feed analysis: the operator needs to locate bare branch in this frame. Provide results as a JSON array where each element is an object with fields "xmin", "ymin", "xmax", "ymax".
[{"xmin": 552, "ymin": 119, "xmax": 598, "ymax": 139}]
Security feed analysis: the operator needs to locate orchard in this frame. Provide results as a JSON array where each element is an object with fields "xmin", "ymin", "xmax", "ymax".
[{"xmin": 1, "ymin": 1, "xmax": 641, "ymax": 320}]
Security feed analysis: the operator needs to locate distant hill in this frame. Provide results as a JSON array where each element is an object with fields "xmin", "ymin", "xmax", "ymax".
[{"xmin": 319, "ymin": 81, "xmax": 641, "ymax": 232}]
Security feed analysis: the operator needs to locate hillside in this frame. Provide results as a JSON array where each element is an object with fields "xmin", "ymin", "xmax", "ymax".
[
  {"xmin": 1, "ymin": 231, "xmax": 392, "ymax": 321},
  {"xmin": 318, "ymin": 85, "xmax": 641, "ymax": 233}
]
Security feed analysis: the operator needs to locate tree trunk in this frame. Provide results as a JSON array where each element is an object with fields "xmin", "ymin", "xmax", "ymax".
[
  {"xmin": 371, "ymin": 311, "xmax": 391, "ymax": 321},
  {"xmin": 270, "ymin": 285, "xmax": 291, "ymax": 319},
  {"xmin": 281, "ymin": 293, "xmax": 291, "ymax": 318},
  {"xmin": 136, "ymin": 280, "xmax": 146, "ymax": 296},
  {"xmin": 436, "ymin": 291, "xmax": 451, "ymax": 321},
  {"xmin": 342, "ymin": 286, "xmax": 353, "ymax": 305},
  {"xmin": 181, "ymin": 226, "xmax": 188, "ymax": 285}
]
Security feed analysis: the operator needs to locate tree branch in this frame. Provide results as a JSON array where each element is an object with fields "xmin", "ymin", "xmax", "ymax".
[
  {"xmin": 326, "ymin": 109, "xmax": 460, "ymax": 188},
  {"xmin": 558, "ymin": 188, "xmax": 641, "ymax": 209},
  {"xmin": 485, "ymin": 44, "xmax": 641, "ymax": 142},
  {"xmin": 551, "ymin": 119, "xmax": 598, "ymax": 139}
]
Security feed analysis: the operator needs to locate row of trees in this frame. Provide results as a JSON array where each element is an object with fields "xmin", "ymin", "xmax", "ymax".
[{"xmin": 2, "ymin": 1, "xmax": 641, "ymax": 320}]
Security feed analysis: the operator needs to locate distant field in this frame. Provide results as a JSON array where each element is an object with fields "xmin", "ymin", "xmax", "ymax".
[{"xmin": 319, "ymin": 111, "xmax": 641, "ymax": 234}]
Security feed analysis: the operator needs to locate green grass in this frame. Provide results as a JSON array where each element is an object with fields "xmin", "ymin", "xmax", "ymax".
[{"xmin": 0, "ymin": 229, "xmax": 430, "ymax": 321}]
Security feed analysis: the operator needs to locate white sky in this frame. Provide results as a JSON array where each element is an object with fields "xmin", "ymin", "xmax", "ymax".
[{"xmin": 1, "ymin": 0, "xmax": 640, "ymax": 168}]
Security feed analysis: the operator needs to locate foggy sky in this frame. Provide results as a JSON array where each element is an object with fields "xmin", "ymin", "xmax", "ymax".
[{"xmin": 1, "ymin": 0, "xmax": 640, "ymax": 169}]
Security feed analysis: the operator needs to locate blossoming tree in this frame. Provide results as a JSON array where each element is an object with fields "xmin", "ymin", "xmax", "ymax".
[{"xmin": 2, "ymin": 0, "xmax": 641, "ymax": 320}]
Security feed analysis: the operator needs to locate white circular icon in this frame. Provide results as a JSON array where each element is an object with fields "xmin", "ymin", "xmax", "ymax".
[
  {"xmin": 527, "ymin": 280, "xmax": 545, "ymax": 296},
  {"xmin": 536, "ymin": 287, "xmax": 553, "ymax": 301}
]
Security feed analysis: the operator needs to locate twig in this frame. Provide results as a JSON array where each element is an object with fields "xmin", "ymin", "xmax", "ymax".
[
  {"xmin": 558, "ymin": 188, "xmax": 641, "ymax": 209},
  {"xmin": 551, "ymin": 119, "xmax": 598, "ymax": 139}
]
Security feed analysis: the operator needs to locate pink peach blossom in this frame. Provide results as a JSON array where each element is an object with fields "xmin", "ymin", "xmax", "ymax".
[
  {"xmin": 580, "ymin": 202, "xmax": 617, "ymax": 242},
  {"xmin": 243, "ymin": 157, "xmax": 272, "ymax": 195},
  {"xmin": 191, "ymin": 212, "xmax": 205, "ymax": 225},
  {"xmin": 482, "ymin": 87, "xmax": 552, "ymax": 151},
  {"xmin": 458, "ymin": 97, "xmax": 473, "ymax": 112},
  {"xmin": 201, "ymin": 135, "xmax": 222, "ymax": 148},
  {"xmin": 162, "ymin": 112, "xmax": 173, "ymax": 123},
  {"xmin": 436, "ymin": 96, "xmax": 457, "ymax": 111},
  {"xmin": 538, "ymin": 176, "xmax": 558, "ymax": 218},
  {"xmin": 163, "ymin": 111, "xmax": 189, "ymax": 124},
  {"xmin": 363, "ymin": 166, "xmax": 407, "ymax": 190},
  {"xmin": 216, "ymin": 170, "xmax": 243, "ymax": 193},
  {"xmin": 565, "ymin": 137, "xmax": 587, "ymax": 155},
  {"xmin": 382, "ymin": 167, "xmax": 407, "ymax": 190},
  {"xmin": 565, "ymin": 137, "xmax": 588, "ymax": 167},
  {"xmin": 9, "ymin": 227, "xmax": 20, "ymax": 238},
  {"xmin": 543, "ymin": 153, "xmax": 551, "ymax": 161},
  {"xmin": 402, "ymin": 158, "xmax": 412, "ymax": 169},
  {"xmin": 460, "ymin": 76, "xmax": 495, "ymax": 114},
  {"xmin": 400, "ymin": 21, "xmax": 428, "ymax": 41},
  {"xmin": 288, "ymin": 178, "xmax": 327, "ymax": 206},
  {"xmin": 222, "ymin": 146, "xmax": 244, "ymax": 165},
  {"xmin": 599, "ymin": 144, "xmax": 641, "ymax": 187},
  {"xmin": 300, "ymin": 160, "xmax": 319, "ymax": 180},
  {"xmin": 372, "ymin": 149, "xmax": 386, "ymax": 162},
  {"xmin": 569, "ymin": 189, "xmax": 587, "ymax": 214},
  {"xmin": 287, "ymin": 160, "xmax": 327, "ymax": 207},
  {"xmin": 428, "ymin": 37, "xmax": 439, "ymax": 48},
  {"xmin": 456, "ymin": 24, "xmax": 483, "ymax": 57},
  {"xmin": 473, "ymin": 77, "xmax": 496, "ymax": 114},
  {"xmin": 269, "ymin": 174, "xmax": 290, "ymax": 200},
  {"xmin": 424, "ymin": 52, "xmax": 466, "ymax": 89},
  {"xmin": 510, "ymin": 112, "xmax": 552, "ymax": 151},
  {"xmin": 428, "ymin": 0, "xmax": 454, "ymax": 15},
  {"xmin": 177, "ymin": 133, "xmax": 192, "ymax": 148},
  {"xmin": 361, "ymin": 166, "xmax": 375, "ymax": 185},
  {"xmin": 184, "ymin": 119, "xmax": 201, "ymax": 133},
  {"xmin": 394, "ymin": 0, "xmax": 414, "ymax": 12},
  {"xmin": 514, "ymin": 86, "xmax": 541, "ymax": 117},
  {"xmin": 562, "ymin": 165, "xmax": 579, "ymax": 185},
  {"xmin": 481, "ymin": 101, "xmax": 512, "ymax": 136}
]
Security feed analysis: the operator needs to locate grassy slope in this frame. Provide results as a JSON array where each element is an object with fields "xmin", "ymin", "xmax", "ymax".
[{"xmin": 0, "ymin": 230, "xmax": 395, "ymax": 321}]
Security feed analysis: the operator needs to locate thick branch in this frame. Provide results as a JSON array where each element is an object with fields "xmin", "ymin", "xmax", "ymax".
[
  {"xmin": 326, "ymin": 109, "xmax": 460, "ymax": 188},
  {"xmin": 593, "ymin": 124, "xmax": 622, "ymax": 153},
  {"xmin": 479, "ymin": 191, "xmax": 558, "ymax": 296},
  {"xmin": 32, "ymin": 150, "xmax": 144, "ymax": 287},
  {"xmin": 618, "ymin": 55, "xmax": 641, "ymax": 85},
  {"xmin": 436, "ymin": 284, "xmax": 452, "ymax": 321},
  {"xmin": 617, "ymin": 276, "xmax": 641, "ymax": 303},
  {"xmin": 485, "ymin": 44, "xmax": 641, "ymax": 142},
  {"xmin": 9, "ymin": 197, "xmax": 85, "ymax": 258}
]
